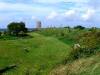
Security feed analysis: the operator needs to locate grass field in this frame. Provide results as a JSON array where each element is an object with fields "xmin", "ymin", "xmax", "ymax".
[
  {"xmin": 0, "ymin": 32, "xmax": 71, "ymax": 75},
  {"xmin": 0, "ymin": 28, "xmax": 100, "ymax": 75}
]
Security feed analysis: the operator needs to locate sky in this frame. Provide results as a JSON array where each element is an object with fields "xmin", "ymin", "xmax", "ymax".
[{"xmin": 0, "ymin": 0, "xmax": 100, "ymax": 28}]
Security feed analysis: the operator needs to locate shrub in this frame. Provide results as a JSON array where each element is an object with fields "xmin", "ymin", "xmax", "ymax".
[
  {"xmin": 89, "ymin": 27, "xmax": 97, "ymax": 32},
  {"xmin": 78, "ymin": 31, "xmax": 100, "ymax": 49},
  {"xmin": 68, "ymin": 47, "xmax": 96, "ymax": 61},
  {"xmin": 74, "ymin": 25, "xmax": 85, "ymax": 30},
  {"xmin": 1, "ymin": 31, "xmax": 8, "ymax": 36},
  {"xmin": 64, "ymin": 26, "xmax": 71, "ymax": 32},
  {"xmin": 67, "ymin": 31, "xmax": 100, "ymax": 62},
  {"xmin": 0, "ymin": 32, "xmax": 2, "ymax": 36}
]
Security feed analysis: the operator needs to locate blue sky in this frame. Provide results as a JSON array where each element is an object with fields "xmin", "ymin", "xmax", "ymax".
[{"xmin": 0, "ymin": 0, "xmax": 100, "ymax": 28}]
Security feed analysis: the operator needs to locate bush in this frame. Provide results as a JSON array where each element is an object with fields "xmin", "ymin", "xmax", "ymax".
[
  {"xmin": 78, "ymin": 31, "xmax": 100, "ymax": 49},
  {"xmin": 0, "ymin": 32, "xmax": 2, "ymax": 36},
  {"xmin": 68, "ymin": 47, "xmax": 96, "ymax": 61},
  {"xmin": 74, "ymin": 25, "xmax": 85, "ymax": 30},
  {"xmin": 64, "ymin": 26, "xmax": 71, "ymax": 32},
  {"xmin": 89, "ymin": 27, "xmax": 97, "ymax": 32},
  {"xmin": 67, "ymin": 31, "xmax": 100, "ymax": 62}
]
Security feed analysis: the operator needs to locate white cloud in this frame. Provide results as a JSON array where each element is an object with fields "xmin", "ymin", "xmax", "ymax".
[
  {"xmin": 46, "ymin": 8, "xmax": 96, "ymax": 22},
  {"xmin": 32, "ymin": 16, "xmax": 37, "ymax": 20},
  {"xmin": 0, "ymin": 2, "xmax": 53, "ymax": 13},
  {"xmin": 81, "ymin": 8, "xmax": 95, "ymax": 21},
  {"xmin": 46, "ymin": 9, "xmax": 77, "ymax": 20},
  {"xmin": 32, "ymin": 16, "xmax": 40, "ymax": 22},
  {"xmin": 0, "ymin": 2, "xmax": 33, "ymax": 11},
  {"xmin": 64, "ymin": 10, "xmax": 76, "ymax": 17},
  {"xmin": 46, "ymin": 11, "xmax": 59, "ymax": 20}
]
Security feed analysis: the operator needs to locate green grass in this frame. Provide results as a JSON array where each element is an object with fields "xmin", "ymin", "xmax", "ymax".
[
  {"xmin": 0, "ymin": 32, "xmax": 71, "ymax": 75},
  {"xmin": 0, "ymin": 28, "xmax": 100, "ymax": 75},
  {"xmin": 35, "ymin": 28, "xmax": 100, "ymax": 75},
  {"xmin": 36, "ymin": 28, "xmax": 89, "ymax": 45}
]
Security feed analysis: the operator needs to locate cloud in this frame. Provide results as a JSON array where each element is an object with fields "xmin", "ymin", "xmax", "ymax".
[
  {"xmin": 81, "ymin": 8, "xmax": 95, "ymax": 21},
  {"xmin": 0, "ymin": 2, "xmax": 54, "ymax": 13},
  {"xmin": 32, "ymin": 16, "xmax": 41, "ymax": 22},
  {"xmin": 46, "ymin": 11, "xmax": 59, "ymax": 20},
  {"xmin": 64, "ymin": 10, "xmax": 76, "ymax": 17},
  {"xmin": 0, "ymin": 2, "xmax": 34, "ymax": 12},
  {"xmin": 46, "ymin": 9, "xmax": 77, "ymax": 20},
  {"xmin": 32, "ymin": 16, "xmax": 37, "ymax": 20}
]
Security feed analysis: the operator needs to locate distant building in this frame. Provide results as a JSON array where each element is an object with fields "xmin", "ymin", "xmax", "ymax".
[{"xmin": 36, "ymin": 20, "xmax": 42, "ymax": 29}]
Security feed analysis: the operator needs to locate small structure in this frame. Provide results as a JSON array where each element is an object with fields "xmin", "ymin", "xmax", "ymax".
[{"xmin": 36, "ymin": 20, "xmax": 42, "ymax": 30}]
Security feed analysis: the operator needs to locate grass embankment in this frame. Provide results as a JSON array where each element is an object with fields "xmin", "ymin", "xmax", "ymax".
[
  {"xmin": 50, "ymin": 53, "xmax": 100, "ymax": 75},
  {"xmin": 0, "ymin": 28, "xmax": 100, "ymax": 75},
  {"xmin": 0, "ymin": 32, "xmax": 71, "ymax": 75}
]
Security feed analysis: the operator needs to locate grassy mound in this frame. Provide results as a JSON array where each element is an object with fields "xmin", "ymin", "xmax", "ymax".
[
  {"xmin": 0, "ymin": 32, "xmax": 71, "ymax": 75},
  {"xmin": 0, "ymin": 28, "xmax": 100, "ymax": 75}
]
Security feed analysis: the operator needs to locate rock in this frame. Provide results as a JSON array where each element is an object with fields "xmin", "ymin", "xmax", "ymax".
[{"xmin": 73, "ymin": 44, "xmax": 81, "ymax": 50}]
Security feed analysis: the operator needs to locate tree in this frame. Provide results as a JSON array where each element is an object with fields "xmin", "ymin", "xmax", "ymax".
[
  {"xmin": 7, "ymin": 22, "xmax": 28, "ymax": 36},
  {"xmin": 74, "ymin": 25, "xmax": 85, "ymax": 30}
]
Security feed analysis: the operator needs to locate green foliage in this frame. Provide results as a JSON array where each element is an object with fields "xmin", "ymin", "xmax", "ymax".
[
  {"xmin": 36, "ymin": 28, "xmax": 77, "ymax": 45},
  {"xmin": 89, "ymin": 27, "xmax": 97, "ymax": 32},
  {"xmin": 74, "ymin": 25, "xmax": 85, "ymax": 30},
  {"xmin": 0, "ymin": 32, "xmax": 2, "ymax": 36},
  {"xmin": 66, "ymin": 30, "xmax": 100, "ymax": 62},
  {"xmin": 78, "ymin": 31, "xmax": 100, "ymax": 49},
  {"xmin": 0, "ymin": 27, "xmax": 100, "ymax": 75},
  {"xmin": 7, "ymin": 22, "xmax": 28, "ymax": 36},
  {"xmin": 67, "ymin": 47, "xmax": 97, "ymax": 62},
  {"xmin": 64, "ymin": 26, "xmax": 71, "ymax": 32}
]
